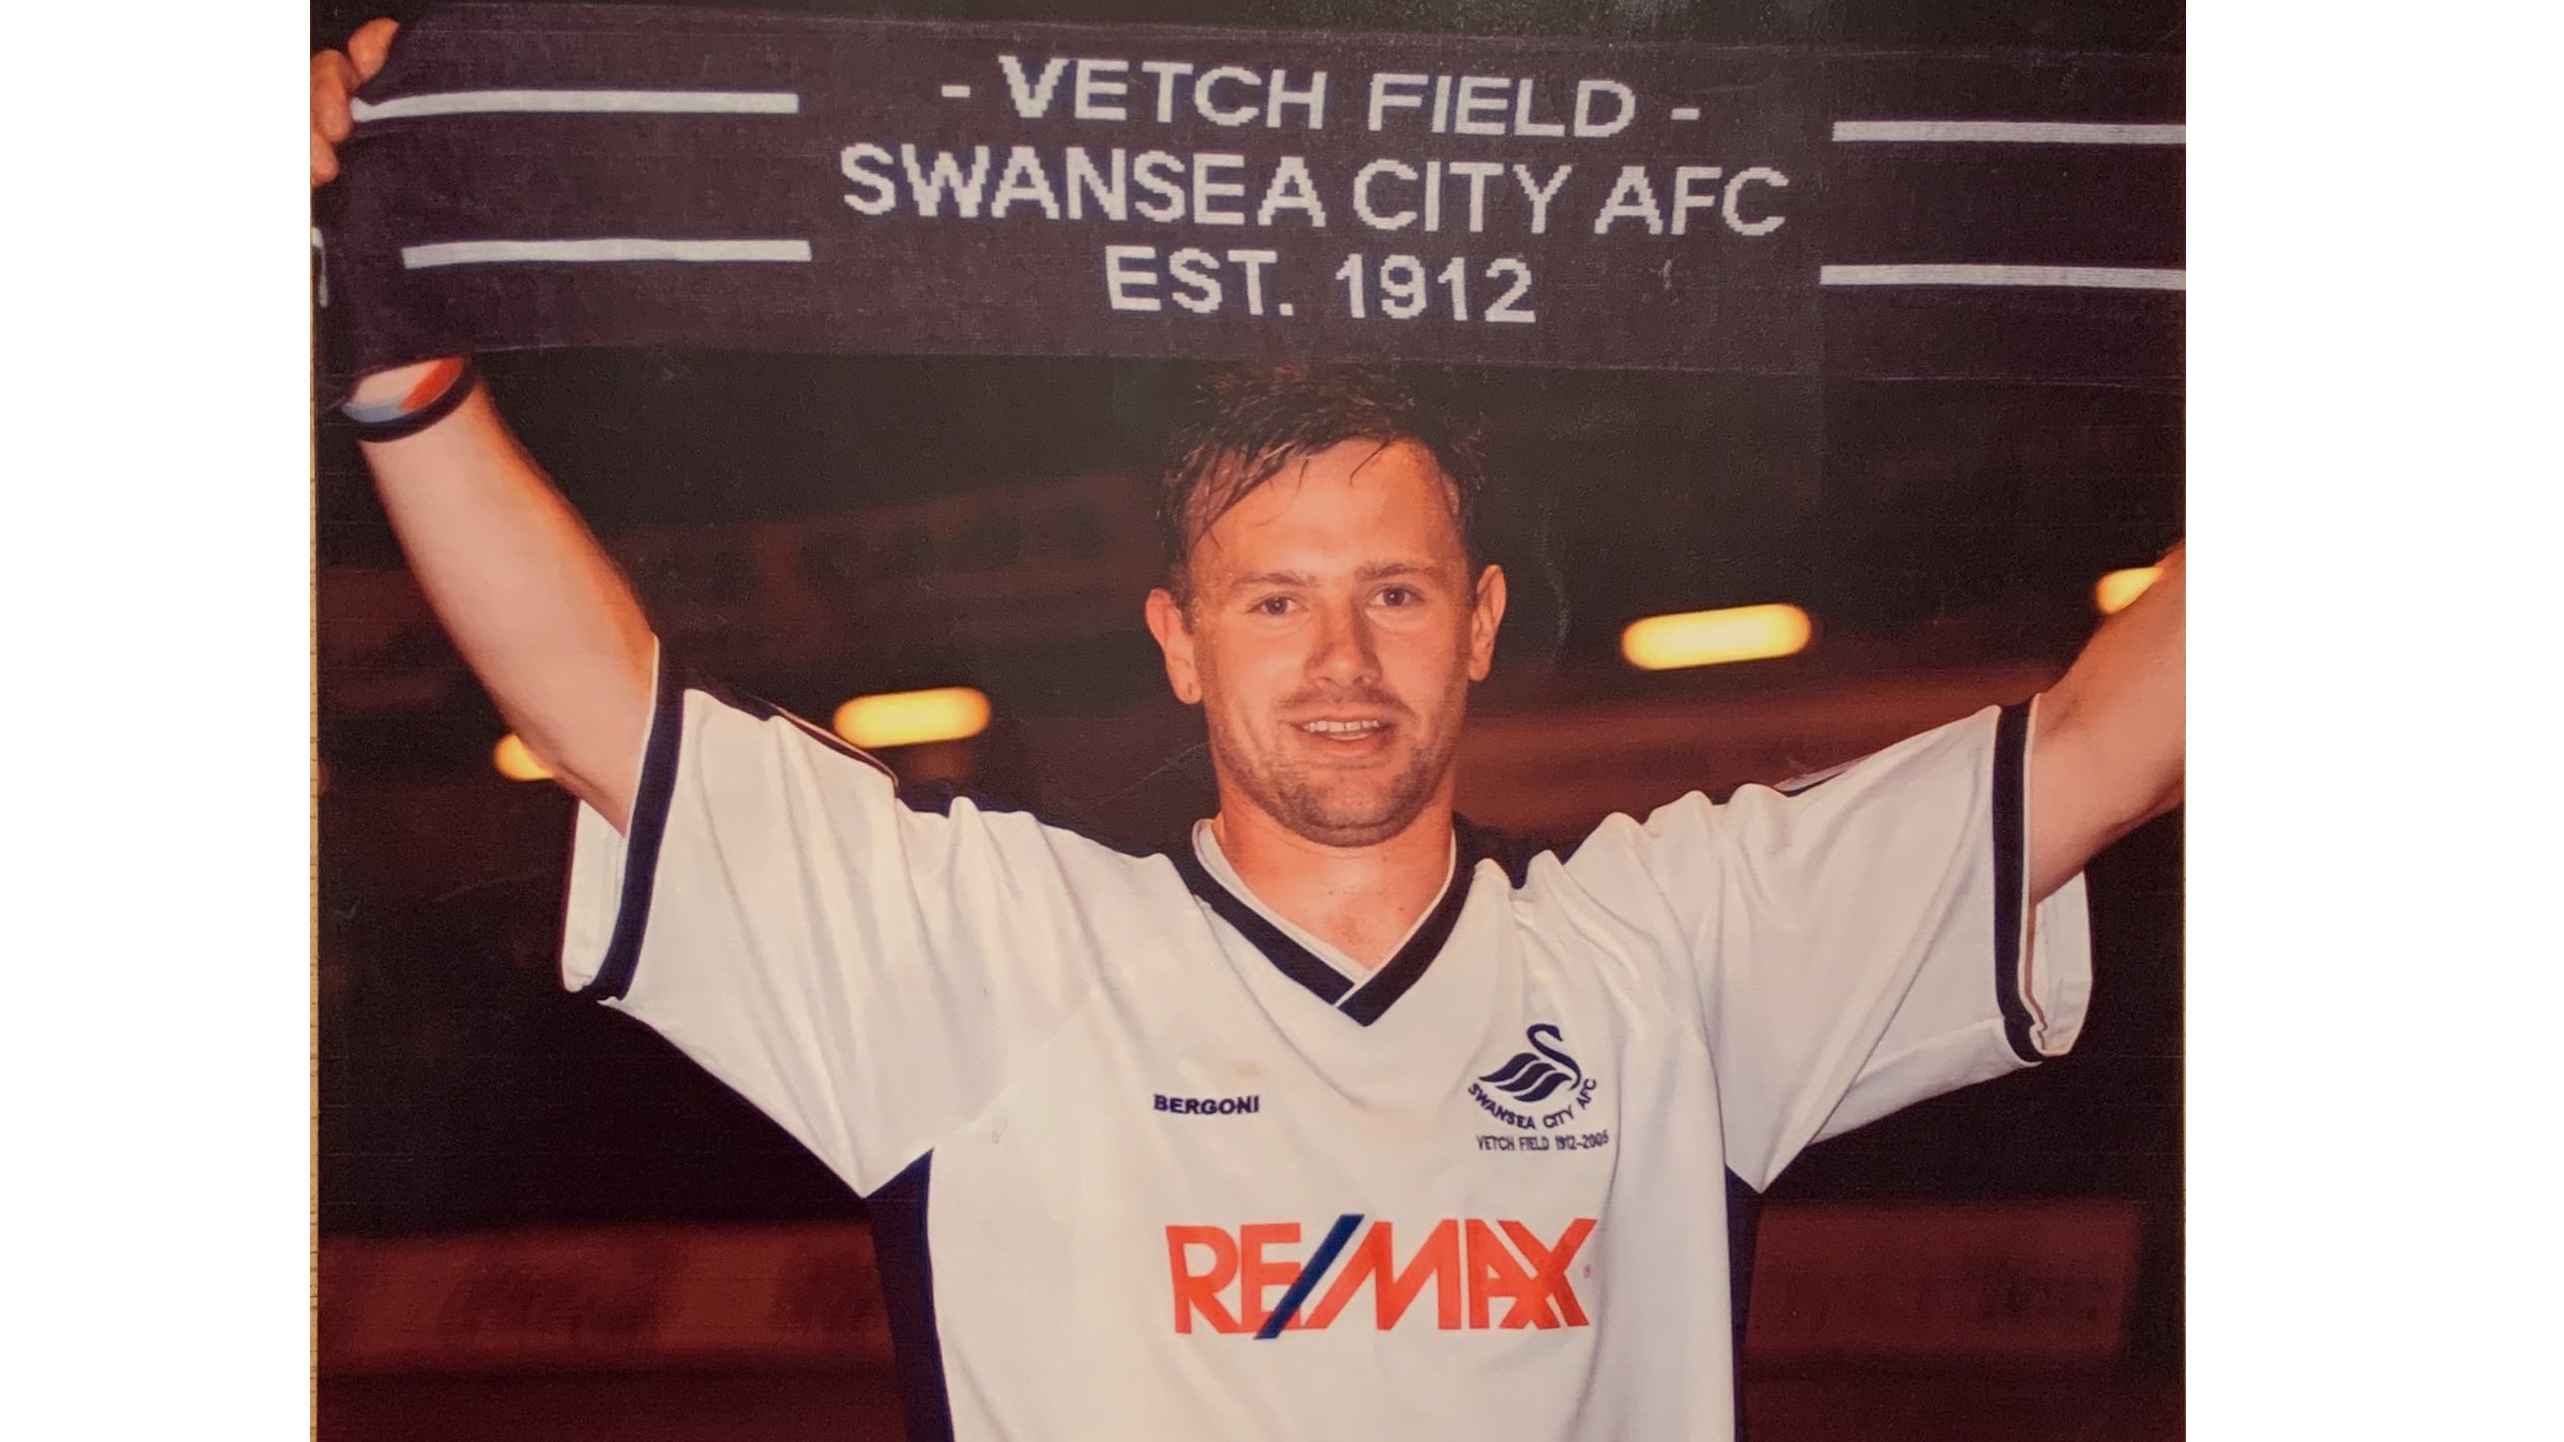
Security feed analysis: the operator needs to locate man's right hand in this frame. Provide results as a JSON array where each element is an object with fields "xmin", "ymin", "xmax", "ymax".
[
  {"xmin": 314, "ymin": 18, "xmax": 446, "ymax": 408},
  {"xmin": 312, "ymin": 12, "xmax": 659, "ymax": 828},
  {"xmin": 313, "ymin": 19, "xmax": 399, "ymax": 188}
]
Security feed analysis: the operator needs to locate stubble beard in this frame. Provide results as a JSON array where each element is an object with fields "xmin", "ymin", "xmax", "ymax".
[{"xmin": 1211, "ymin": 686, "xmax": 1467, "ymax": 849}]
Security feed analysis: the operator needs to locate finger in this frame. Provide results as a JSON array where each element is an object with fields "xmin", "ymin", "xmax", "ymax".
[
  {"xmin": 347, "ymin": 18, "xmax": 399, "ymax": 84},
  {"xmin": 310, "ymin": 47, "xmax": 350, "ymax": 101},
  {"xmin": 312, "ymin": 132, "xmax": 339, "ymax": 188},
  {"xmin": 312, "ymin": 51, "xmax": 358, "ymax": 141}
]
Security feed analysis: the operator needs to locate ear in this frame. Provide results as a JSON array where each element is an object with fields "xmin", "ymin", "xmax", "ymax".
[
  {"xmin": 1467, "ymin": 564, "xmax": 1508, "ymax": 682},
  {"xmin": 1144, "ymin": 588, "xmax": 1204, "ymax": 706}
]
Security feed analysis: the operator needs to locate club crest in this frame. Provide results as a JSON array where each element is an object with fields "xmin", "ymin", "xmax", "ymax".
[
  {"xmin": 1470, "ymin": 1024, "xmax": 1601, "ymax": 1131},
  {"xmin": 1477, "ymin": 1023, "xmax": 1586, "ymax": 1103}
]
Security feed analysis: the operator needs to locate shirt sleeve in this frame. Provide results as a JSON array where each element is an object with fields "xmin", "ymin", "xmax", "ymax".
[
  {"xmin": 1568, "ymin": 700, "xmax": 2093, "ymax": 1192},
  {"xmin": 557, "ymin": 656, "xmax": 1171, "ymax": 1196}
]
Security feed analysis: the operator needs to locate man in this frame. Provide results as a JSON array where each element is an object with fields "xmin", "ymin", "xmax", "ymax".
[{"xmin": 314, "ymin": 20, "xmax": 2184, "ymax": 1442}]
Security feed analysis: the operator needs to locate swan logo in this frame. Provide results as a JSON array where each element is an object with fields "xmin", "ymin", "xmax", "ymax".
[
  {"xmin": 1469, "ymin": 1024, "xmax": 1600, "ymax": 1130},
  {"xmin": 1478, "ymin": 1024, "xmax": 1585, "ymax": 1103}
]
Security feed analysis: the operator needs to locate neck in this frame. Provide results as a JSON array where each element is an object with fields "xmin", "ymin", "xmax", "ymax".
[{"xmin": 1209, "ymin": 796, "xmax": 1457, "ymax": 971}]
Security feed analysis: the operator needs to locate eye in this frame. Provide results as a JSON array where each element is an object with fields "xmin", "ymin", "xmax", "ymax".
[
  {"xmin": 1376, "ymin": 585, "xmax": 1419, "ymax": 608},
  {"xmin": 1251, "ymin": 594, "xmax": 1296, "ymax": 617}
]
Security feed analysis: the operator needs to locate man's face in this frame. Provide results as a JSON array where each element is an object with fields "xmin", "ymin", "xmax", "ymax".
[{"xmin": 1145, "ymin": 439, "xmax": 1506, "ymax": 849}]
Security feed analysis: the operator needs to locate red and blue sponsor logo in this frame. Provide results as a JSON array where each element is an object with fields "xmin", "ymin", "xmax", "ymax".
[{"xmin": 1166, "ymin": 1215, "xmax": 1597, "ymax": 1337}]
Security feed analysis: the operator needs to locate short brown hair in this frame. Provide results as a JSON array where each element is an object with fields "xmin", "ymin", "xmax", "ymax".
[{"xmin": 1158, "ymin": 365, "xmax": 1485, "ymax": 607}]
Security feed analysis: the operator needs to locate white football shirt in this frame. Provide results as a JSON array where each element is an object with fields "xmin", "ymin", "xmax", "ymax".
[{"xmin": 560, "ymin": 658, "xmax": 2091, "ymax": 1442}]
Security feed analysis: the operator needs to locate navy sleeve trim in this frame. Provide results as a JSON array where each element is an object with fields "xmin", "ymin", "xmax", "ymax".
[
  {"xmin": 865, "ymin": 1154, "xmax": 958, "ymax": 1442},
  {"xmin": 1992, "ymin": 700, "xmax": 2043, "ymax": 1064},
  {"xmin": 575, "ymin": 659, "xmax": 688, "ymax": 1003},
  {"xmin": 1723, "ymin": 1170, "xmax": 1764, "ymax": 1385}
]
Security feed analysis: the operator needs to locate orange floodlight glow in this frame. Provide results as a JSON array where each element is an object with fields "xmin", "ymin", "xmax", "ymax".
[
  {"xmin": 493, "ymin": 733, "xmax": 554, "ymax": 782},
  {"xmin": 1619, "ymin": 604, "xmax": 1813, "ymax": 671},
  {"xmin": 2093, "ymin": 566, "xmax": 2163, "ymax": 616},
  {"xmin": 834, "ymin": 687, "xmax": 993, "ymax": 750}
]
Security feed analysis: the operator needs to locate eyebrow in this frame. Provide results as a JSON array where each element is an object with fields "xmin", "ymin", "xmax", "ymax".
[{"xmin": 1223, "ymin": 561, "xmax": 1437, "ymax": 594}]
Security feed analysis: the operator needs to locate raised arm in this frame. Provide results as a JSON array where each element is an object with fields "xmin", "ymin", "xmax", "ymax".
[
  {"xmin": 2028, "ymin": 543, "xmax": 2185, "ymax": 900},
  {"xmin": 316, "ymin": 21, "xmax": 656, "ymax": 828}
]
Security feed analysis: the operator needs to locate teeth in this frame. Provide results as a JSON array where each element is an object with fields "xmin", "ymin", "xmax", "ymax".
[{"xmin": 1302, "ymin": 720, "xmax": 1384, "ymax": 734}]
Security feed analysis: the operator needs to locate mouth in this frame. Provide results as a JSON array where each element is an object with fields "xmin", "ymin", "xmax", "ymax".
[{"xmin": 1289, "ymin": 715, "xmax": 1397, "ymax": 752}]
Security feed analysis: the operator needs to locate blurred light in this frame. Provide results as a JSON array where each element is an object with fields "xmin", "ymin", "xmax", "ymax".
[
  {"xmin": 1620, "ymin": 604, "xmax": 1813, "ymax": 671},
  {"xmin": 493, "ymin": 733, "xmax": 554, "ymax": 782},
  {"xmin": 834, "ymin": 687, "xmax": 993, "ymax": 749},
  {"xmin": 2093, "ymin": 566, "xmax": 2163, "ymax": 616}
]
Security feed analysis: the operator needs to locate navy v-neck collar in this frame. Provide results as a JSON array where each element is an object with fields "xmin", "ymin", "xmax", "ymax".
[{"xmin": 1172, "ymin": 823, "xmax": 1485, "ymax": 1026}]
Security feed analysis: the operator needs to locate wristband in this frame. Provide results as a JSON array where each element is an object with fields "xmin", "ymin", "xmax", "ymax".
[{"xmin": 343, "ymin": 358, "xmax": 479, "ymax": 442}]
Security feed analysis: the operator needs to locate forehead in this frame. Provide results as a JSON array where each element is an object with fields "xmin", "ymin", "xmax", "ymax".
[{"xmin": 1186, "ymin": 439, "xmax": 1466, "ymax": 582}]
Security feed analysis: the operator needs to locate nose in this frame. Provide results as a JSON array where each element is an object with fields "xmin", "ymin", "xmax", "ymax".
[{"xmin": 1307, "ymin": 594, "xmax": 1382, "ymax": 689}]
